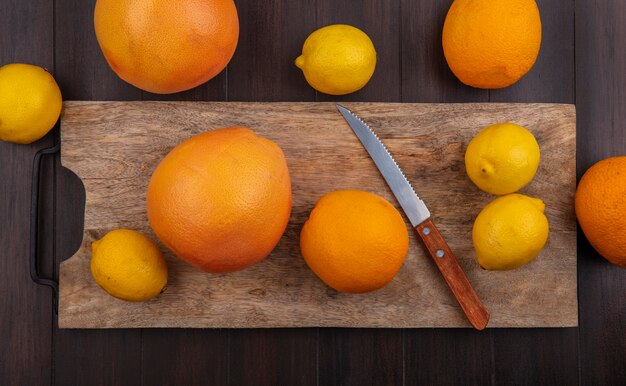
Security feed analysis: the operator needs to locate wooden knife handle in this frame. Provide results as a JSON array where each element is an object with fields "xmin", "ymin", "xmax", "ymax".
[{"xmin": 415, "ymin": 219, "xmax": 490, "ymax": 330}]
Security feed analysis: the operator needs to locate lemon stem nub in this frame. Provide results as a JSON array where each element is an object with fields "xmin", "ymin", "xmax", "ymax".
[
  {"xmin": 295, "ymin": 56, "xmax": 305, "ymax": 69},
  {"xmin": 480, "ymin": 161, "xmax": 494, "ymax": 176}
]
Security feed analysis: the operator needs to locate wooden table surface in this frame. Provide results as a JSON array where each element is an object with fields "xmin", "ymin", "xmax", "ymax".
[{"xmin": 1, "ymin": 0, "xmax": 624, "ymax": 385}]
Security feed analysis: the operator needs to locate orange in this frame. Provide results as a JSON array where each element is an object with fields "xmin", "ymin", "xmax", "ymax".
[
  {"xmin": 146, "ymin": 127, "xmax": 292, "ymax": 273},
  {"xmin": 94, "ymin": 0, "xmax": 239, "ymax": 94},
  {"xmin": 575, "ymin": 157, "xmax": 626, "ymax": 268},
  {"xmin": 300, "ymin": 190, "xmax": 409, "ymax": 293},
  {"xmin": 442, "ymin": 0, "xmax": 542, "ymax": 89}
]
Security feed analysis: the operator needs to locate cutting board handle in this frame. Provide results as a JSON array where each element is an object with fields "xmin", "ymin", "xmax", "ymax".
[
  {"xmin": 415, "ymin": 219, "xmax": 490, "ymax": 330},
  {"xmin": 29, "ymin": 139, "xmax": 61, "ymax": 314}
]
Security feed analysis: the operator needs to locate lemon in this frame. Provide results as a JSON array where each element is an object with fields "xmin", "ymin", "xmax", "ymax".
[
  {"xmin": 465, "ymin": 122, "xmax": 540, "ymax": 195},
  {"xmin": 295, "ymin": 24, "xmax": 376, "ymax": 95},
  {"xmin": 0, "ymin": 63, "xmax": 62, "ymax": 144},
  {"xmin": 473, "ymin": 194, "xmax": 549, "ymax": 270},
  {"xmin": 91, "ymin": 229, "xmax": 168, "ymax": 302}
]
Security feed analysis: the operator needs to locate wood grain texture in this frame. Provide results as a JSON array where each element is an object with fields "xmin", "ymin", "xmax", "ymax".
[
  {"xmin": 490, "ymin": 0, "xmax": 575, "ymax": 104},
  {"xmin": 137, "ymin": 51, "xmax": 231, "ymax": 386},
  {"xmin": 135, "ymin": 3, "xmax": 231, "ymax": 379},
  {"xmin": 414, "ymin": 219, "xmax": 490, "ymax": 330},
  {"xmin": 400, "ymin": 0, "xmax": 488, "ymax": 103},
  {"xmin": 228, "ymin": 0, "xmax": 316, "ymax": 102},
  {"xmin": 0, "ymin": 0, "xmax": 54, "ymax": 385},
  {"xmin": 54, "ymin": 0, "xmax": 140, "ymax": 101},
  {"xmin": 318, "ymin": 329, "xmax": 403, "ymax": 386},
  {"xmin": 489, "ymin": 1, "xmax": 580, "ymax": 385},
  {"xmin": 316, "ymin": 0, "xmax": 401, "ymax": 102},
  {"xmin": 576, "ymin": 0, "xmax": 626, "ymax": 385},
  {"xmin": 313, "ymin": 2, "xmax": 404, "ymax": 383},
  {"xmin": 2, "ymin": 0, "xmax": 625, "ymax": 383},
  {"xmin": 141, "ymin": 329, "xmax": 229, "ymax": 386},
  {"xmin": 405, "ymin": 329, "xmax": 493, "ymax": 386},
  {"xmin": 399, "ymin": 1, "xmax": 494, "ymax": 383},
  {"xmin": 52, "ymin": 1, "xmax": 143, "ymax": 385},
  {"xmin": 229, "ymin": 329, "xmax": 317, "ymax": 386},
  {"xmin": 493, "ymin": 328, "xmax": 579, "ymax": 386},
  {"xmin": 55, "ymin": 151, "xmax": 142, "ymax": 386},
  {"xmin": 56, "ymin": 101, "xmax": 576, "ymax": 328},
  {"xmin": 225, "ymin": 2, "xmax": 320, "ymax": 384}
]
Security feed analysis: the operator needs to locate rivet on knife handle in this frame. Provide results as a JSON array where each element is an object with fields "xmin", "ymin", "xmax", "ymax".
[{"xmin": 415, "ymin": 219, "xmax": 490, "ymax": 330}]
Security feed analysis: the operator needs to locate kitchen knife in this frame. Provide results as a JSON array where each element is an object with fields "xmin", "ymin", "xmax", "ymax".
[{"xmin": 336, "ymin": 104, "xmax": 490, "ymax": 330}]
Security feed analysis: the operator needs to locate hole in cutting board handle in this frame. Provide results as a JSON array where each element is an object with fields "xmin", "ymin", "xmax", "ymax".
[{"xmin": 55, "ymin": 163, "xmax": 86, "ymax": 263}]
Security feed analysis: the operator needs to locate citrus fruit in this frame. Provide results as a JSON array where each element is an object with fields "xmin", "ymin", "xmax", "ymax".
[
  {"xmin": 94, "ymin": 0, "xmax": 239, "ymax": 94},
  {"xmin": 147, "ymin": 127, "xmax": 291, "ymax": 273},
  {"xmin": 472, "ymin": 194, "xmax": 549, "ymax": 270},
  {"xmin": 91, "ymin": 229, "xmax": 168, "ymax": 302},
  {"xmin": 300, "ymin": 190, "xmax": 409, "ymax": 293},
  {"xmin": 295, "ymin": 24, "xmax": 376, "ymax": 95},
  {"xmin": 442, "ymin": 0, "xmax": 542, "ymax": 88},
  {"xmin": 465, "ymin": 122, "xmax": 540, "ymax": 195},
  {"xmin": 575, "ymin": 157, "xmax": 626, "ymax": 268},
  {"xmin": 0, "ymin": 63, "xmax": 62, "ymax": 144}
]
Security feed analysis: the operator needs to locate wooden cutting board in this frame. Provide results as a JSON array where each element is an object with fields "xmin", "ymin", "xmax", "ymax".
[{"xmin": 58, "ymin": 101, "xmax": 577, "ymax": 328}]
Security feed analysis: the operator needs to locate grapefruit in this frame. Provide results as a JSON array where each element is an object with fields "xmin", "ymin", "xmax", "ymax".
[
  {"xmin": 94, "ymin": 0, "xmax": 239, "ymax": 94},
  {"xmin": 146, "ymin": 127, "xmax": 292, "ymax": 273}
]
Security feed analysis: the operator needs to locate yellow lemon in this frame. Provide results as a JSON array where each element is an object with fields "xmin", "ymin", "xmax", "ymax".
[
  {"xmin": 0, "ymin": 63, "xmax": 62, "ymax": 144},
  {"xmin": 465, "ymin": 122, "xmax": 540, "ymax": 195},
  {"xmin": 91, "ymin": 229, "xmax": 168, "ymax": 302},
  {"xmin": 295, "ymin": 24, "xmax": 376, "ymax": 95},
  {"xmin": 473, "ymin": 194, "xmax": 549, "ymax": 270}
]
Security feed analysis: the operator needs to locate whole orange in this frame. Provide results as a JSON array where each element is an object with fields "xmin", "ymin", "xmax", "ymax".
[
  {"xmin": 442, "ymin": 0, "xmax": 542, "ymax": 89},
  {"xmin": 146, "ymin": 127, "xmax": 292, "ymax": 273},
  {"xmin": 575, "ymin": 156, "xmax": 626, "ymax": 268},
  {"xmin": 94, "ymin": 0, "xmax": 239, "ymax": 94},
  {"xmin": 300, "ymin": 190, "xmax": 409, "ymax": 293}
]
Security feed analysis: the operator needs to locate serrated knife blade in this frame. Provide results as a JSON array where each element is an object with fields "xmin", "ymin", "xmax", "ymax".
[
  {"xmin": 336, "ymin": 104, "xmax": 490, "ymax": 330},
  {"xmin": 336, "ymin": 104, "xmax": 430, "ymax": 227}
]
